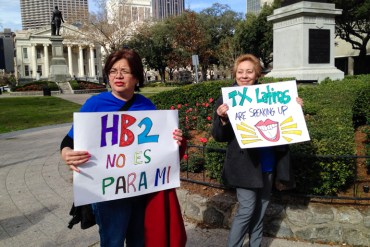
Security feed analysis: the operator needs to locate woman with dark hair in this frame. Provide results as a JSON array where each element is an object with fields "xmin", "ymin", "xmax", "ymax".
[
  {"xmin": 61, "ymin": 49, "xmax": 186, "ymax": 246},
  {"xmin": 212, "ymin": 54, "xmax": 302, "ymax": 247}
]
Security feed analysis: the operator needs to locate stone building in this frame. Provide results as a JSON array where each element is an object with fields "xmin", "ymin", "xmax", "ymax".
[
  {"xmin": 20, "ymin": 0, "xmax": 89, "ymax": 30},
  {"xmin": 246, "ymin": 0, "xmax": 274, "ymax": 14},
  {"xmin": 152, "ymin": 0, "xmax": 185, "ymax": 20},
  {"xmin": 0, "ymin": 28, "xmax": 15, "ymax": 73},
  {"xmin": 14, "ymin": 23, "xmax": 102, "ymax": 83}
]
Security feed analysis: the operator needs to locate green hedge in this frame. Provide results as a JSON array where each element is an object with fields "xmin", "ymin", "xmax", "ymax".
[
  {"xmin": 204, "ymin": 139, "xmax": 227, "ymax": 182},
  {"xmin": 291, "ymin": 76, "xmax": 369, "ymax": 194},
  {"xmin": 69, "ymin": 80, "xmax": 106, "ymax": 90},
  {"xmin": 151, "ymin": 75, "xmax": 370, "ymax": 195},
  {"xmin": 150, "ymin": 80, "xmax": 232, "ymax": 137},
  {"xmin": 13, "ymin": 81, "xmax": 59, "ymax": 91}
]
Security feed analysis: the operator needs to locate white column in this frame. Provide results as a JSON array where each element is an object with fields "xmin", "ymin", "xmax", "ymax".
[
  {"xmin": 96, "ymin": 45, "xmax": 102, "ymax": 80},
  {"xmin": 89, "ymin": 45, "xmax": 96, "ymax": 77},
  {"xmin": 31, "ymin": 44, "xmax": 37, "ymax": 79},
  {"xmin": 78, "ymin": 45, "xmax": 84, "ymax": 77},
  {"xmin": 68, "ymin": 45, "xmax": 73, "ymax": 77},
  {"xmin": 43, "ymin": 44, "xmax": 49, "ymax": 78}
]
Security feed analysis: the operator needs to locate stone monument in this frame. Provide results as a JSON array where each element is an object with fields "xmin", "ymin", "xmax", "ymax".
[
  {"xmin": 265, "ymin": 0, "xmax": 344, "ymax": 82},
  {"xmin": 49, "ymin": 6, "xmax": 69, "ymax": 82}
]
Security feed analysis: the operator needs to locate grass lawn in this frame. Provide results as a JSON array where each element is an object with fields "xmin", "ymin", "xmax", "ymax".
[
  {"xmin": 0, "ymin": 87, "xmax": 177, "ymax": 134},
  {"xmin": 140, "ymin": 86, "xmax": 178, "ymax": 97},
  {"xmin": 0, "ymin": 96, "xmax": 81, "ymax": 134}
]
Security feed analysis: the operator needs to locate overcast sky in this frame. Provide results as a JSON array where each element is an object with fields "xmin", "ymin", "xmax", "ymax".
[{"xmin": 0, "ymin": 0, "xmax": 246, "ymax": 31}]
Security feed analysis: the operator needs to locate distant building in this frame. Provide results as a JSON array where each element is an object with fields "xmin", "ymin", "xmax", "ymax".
[
  {"xmin": 334, "ymin": 37, "xmax": 370, "ymax": 75},
  {"xmin": 107, "ymin": 0, "xmax": 184, "ymax": 24},
  {"xmin": 14, "ymin": 23, "xmax": 102, "ymax": 82},
  {"xmin": 246, "ymin": 0, "xmax": 273, "ymax": 14},
  {"xmin": 0, "ymin": 29, "xmax": 15, "ymax": 73},
  {"xmin": 20, "ymin": 0, "xmax": 89, "ymax": 30},
  {"xmin": 107, "ymin": 0, "xmax": 152, "ymax": 25},
  {"xmin": 152, "ymin": 0, "xmax": 185, "ymax": 20}
]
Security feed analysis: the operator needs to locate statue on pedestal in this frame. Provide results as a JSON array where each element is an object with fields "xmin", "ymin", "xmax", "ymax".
[{"xmin": 51, "ymin": 6, "xmax": 64, "ymax": 36}]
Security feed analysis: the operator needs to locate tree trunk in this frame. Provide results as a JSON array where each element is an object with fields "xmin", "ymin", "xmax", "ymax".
[
  {"xmin": 168, "ymin": 68, "xmax": 174, "ymax": 81},
  {"xmin": 159, "ymin": 67, "xmax": 166, "ymax": 83},
  {"xmin": 201, "ymin": 66, "xmax": 208, "ymax": 82}
]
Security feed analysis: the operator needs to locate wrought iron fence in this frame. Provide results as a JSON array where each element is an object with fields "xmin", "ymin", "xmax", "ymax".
[{"xmin": 180, "ymin": 144, "xmax": 370, "ymax": 202}]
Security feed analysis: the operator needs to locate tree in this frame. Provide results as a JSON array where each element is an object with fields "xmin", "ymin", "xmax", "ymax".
[
  {"xmin": 64, "ymin": 0, "xmax": 133, "ymax": 55},
  {"xmin": 234, "ymin": 2, "xmax": 277, "ymax": 68},
  {"xmin": 127, "ymin": 21, "xmax": 174, "ymax": 82},
  {"xmin": 332, "ymin": 0, "xmax": 370, "ymax": 73},
  {"xmin": 172, "ymin": 11, "xmax": 213, "ymax": 81},
  {"xmin": 218, "ymin": 36, "xmax": 242, "ymax": 69},
  {"xmin": 333, "ymin": 0, "xmax": 370, "ymax": 58},
  {"xmin": 199, "ymin": 4, "xmax": 243, "ymax": 68}
]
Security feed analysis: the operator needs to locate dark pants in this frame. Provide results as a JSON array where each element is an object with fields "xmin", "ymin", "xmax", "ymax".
[
  {"xmin": 227, "ymin": 173, "xmax": 273, "ymax": 247},
  {"xmin": 92, "ymin": 195, "xmax": 147, "ymax": 247}
]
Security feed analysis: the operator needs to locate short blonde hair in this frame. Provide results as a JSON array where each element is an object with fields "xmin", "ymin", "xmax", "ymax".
[{"xmin": 233, "ymin": 54, "xmax": 262, "ymax": 79}]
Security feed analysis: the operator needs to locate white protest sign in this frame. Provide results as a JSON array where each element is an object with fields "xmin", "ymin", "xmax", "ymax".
[
  {"xmin": 73, "ymin": 110, "xmax": 180, "ymax": 206},
  {"xmin": 222, "ymin": 80, "xmax": 310, "ymax": 148}
]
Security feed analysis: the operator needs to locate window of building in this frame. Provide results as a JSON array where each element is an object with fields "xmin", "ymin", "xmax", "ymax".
[
  {"xmin": 145, "ymin": 7, "xmax": 150, "ymax": 20},
  {"xmin": 167, "ymin": 0, "xmax": 171, "ymax": 16},
  {"xmin": 37, "ymin": 65, "xmax": 42, "ymax": 76},
  {"xmin": 25, "ymin": 65, "xmax": 29, "ymax": 76},
  {"xmin": 132, "ymin": 7, "xmax": 138, "ymax": 21},
  {"xmin": 23, "ymin": 48, "xmax": 28, "ymax": 59},
  {"xmin": 94, "ymin": 49, "xmax": 97, "ymax": 58},
  {"xmin": 37, "ymin": 48, "xmax": 42, "ymax": 59}
]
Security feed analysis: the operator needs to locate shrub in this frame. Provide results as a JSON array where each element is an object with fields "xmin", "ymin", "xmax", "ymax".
[
  {"xmin": 363, "ymin": 127, "xmax": 370, "ymax": 172},
  {"xmin": 291, "ymin": 75, "xmax": 369, "ymax": 194},
  {"xmin": 153, "ymin": 75, "xmax": 369, "ymax": 195},
  {"xmin": 180, "ymin": 151, "xmax": 204, "ymax": 173},
  {"xmin": 352, "ymin": 85, "xmax": 370, "ymax": 128},
  {"xmin": 204, "ymin": 139, "xmax": 227, "ymax": 182},
  {"xmin": 259, "ymin": 77, "xmax": 296, "ymax": 84},
  {"xmin": 69, "ymin": 80, "xmax": 106, "ymax": 90},
  {"xmin": 14, "ymin": 81, "xmax": 59, "ymax": 91},
  {"xmin": 151, "ymin": 80, "xmax": 232, "ymax": 137}
]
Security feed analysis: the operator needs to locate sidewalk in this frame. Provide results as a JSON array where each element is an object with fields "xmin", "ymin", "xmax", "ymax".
[{"xmin": 0, "ymin": 94, "xmax": 341, "ymax": 247}]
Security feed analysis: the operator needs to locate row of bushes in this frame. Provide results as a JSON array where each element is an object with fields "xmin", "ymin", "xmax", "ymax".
[
  {"xmin": 291, "ymin": 76, "xmax": 369, "ymax": 194},
  {"xmin": 69, "ymin": 80, "xmax": 106, "ymax": 90},
  {"xmin": 13, "ymin": 81, "xmax": 59, "ymax": 91},
  {"xmin": 9, "ymin": 80, "xmax": 107, "ymax": 92},
  {"xmin": 150, "ymin": 75, "xmax": 370, "ymax": 195}
]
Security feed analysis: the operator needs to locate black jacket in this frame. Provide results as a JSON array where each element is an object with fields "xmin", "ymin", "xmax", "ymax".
[{"xmin": 212, "ymin": 96, "xmax": 295, "ymax": 189}]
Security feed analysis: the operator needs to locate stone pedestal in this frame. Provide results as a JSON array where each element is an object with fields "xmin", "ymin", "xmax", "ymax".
[
  {"xmin": 266, "ymin": 1, "xmax": 344, "ymax": 82},
  {"xmin": 49, "ymin": 36, "xmax": 69, "ymax": 82}
]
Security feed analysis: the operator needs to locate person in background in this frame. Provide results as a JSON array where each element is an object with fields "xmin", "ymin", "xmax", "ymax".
[
  {"xmin": 212, "ymin": 54, "xmax": 302, "ymax": 247},
  {"xmin": 61, "ymin": 48, "xmax": 186, "ymax": 247}
]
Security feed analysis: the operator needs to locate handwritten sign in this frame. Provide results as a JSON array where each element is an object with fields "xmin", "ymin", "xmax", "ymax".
[
  {"xmin": 73, "ymin": 110, "xmax": 180, "ymax": 206},
  {"xmin": 222, "ymin": 81, "xmax": 310, "ymax": 148}
]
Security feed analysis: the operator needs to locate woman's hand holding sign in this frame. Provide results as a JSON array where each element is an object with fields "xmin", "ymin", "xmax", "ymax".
[
  {"xmin": 216, "ymin": 103, "xmax": 230, "ymax": 125},
  {"xmin": 62, "ymin": 128, "xmax": 184, "ymax": 173},
  {"xmin": 61, "ymin": 147, "xmax": 91, "ymax": 173},
  {"xmin": 173, "ymin": 128, "xmax": 183, "ymax": 146}
]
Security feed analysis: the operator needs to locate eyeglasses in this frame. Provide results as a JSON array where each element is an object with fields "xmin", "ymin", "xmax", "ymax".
[{"xmin": 109, "ymin": 69, "xmax": 132, "ymax": 77}]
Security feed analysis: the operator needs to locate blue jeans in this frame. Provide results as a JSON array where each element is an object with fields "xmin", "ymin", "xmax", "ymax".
[{"xmin": 92, "ymin": 195, "xmax": 147, "ymax": 247}]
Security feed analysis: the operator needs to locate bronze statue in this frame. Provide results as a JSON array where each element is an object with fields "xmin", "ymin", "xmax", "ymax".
[{"xmin": 51, "ymin": 6, "xmax": 64, "ymax": 36}]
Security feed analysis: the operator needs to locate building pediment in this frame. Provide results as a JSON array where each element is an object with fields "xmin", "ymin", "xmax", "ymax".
[{"xmin": 16, "ymin": 23, "xmax": 86, "ymax": 42}]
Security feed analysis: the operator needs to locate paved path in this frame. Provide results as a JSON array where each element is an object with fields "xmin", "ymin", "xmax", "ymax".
[{"xmin": 0, "ymin": 94, "xmax": 340, "ymax": 247}]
